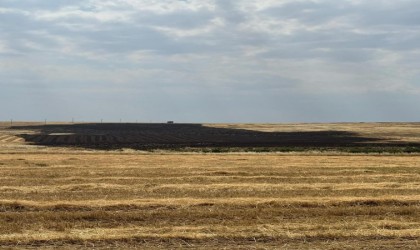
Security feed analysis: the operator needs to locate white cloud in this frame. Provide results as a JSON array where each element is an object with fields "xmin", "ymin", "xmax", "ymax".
[
  {"xmin": 0, "ymin": 41, "xmax": 9, "ymax": 53},
  {"xmin": 153, "ymin": 17, "xmax": 225, "ymax": 38},
  {"xmin": 238, "ymin": 0, "xmax": 293, "ymax": 12},
  {"xmin": 0, "ymin": 7, "xmax": 29, "ymax": 15},
  {"xmin": 34, "ymin": 6, "xmax": 133, "ymax": 23},
  {"xmin": 111, "ymin": 0, "xmax": 216, "ymax": 13}
]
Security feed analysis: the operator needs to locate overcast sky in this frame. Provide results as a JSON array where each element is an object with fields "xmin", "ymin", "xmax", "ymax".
[{"xmin": 1, "ymin": 0, "xmax": 420, "ymax": 122}]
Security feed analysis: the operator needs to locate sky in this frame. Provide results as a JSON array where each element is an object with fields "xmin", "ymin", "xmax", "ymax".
[{"xmin": 1, "ymin": 0, "xmax": 420, "ymax": 123}]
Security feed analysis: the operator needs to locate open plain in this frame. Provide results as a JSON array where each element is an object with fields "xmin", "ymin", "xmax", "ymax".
[{"xmin": 0, "ymin": 122, "xmax": 419, "ymax": 249}]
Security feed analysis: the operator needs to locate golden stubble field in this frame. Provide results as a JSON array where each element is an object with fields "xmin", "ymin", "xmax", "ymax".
[{"xmin": 0, "ymin": 123, "xmax": 419, "ymax": 249}]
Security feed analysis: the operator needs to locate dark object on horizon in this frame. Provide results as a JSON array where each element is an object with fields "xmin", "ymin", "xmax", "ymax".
[{"xmin": 167, "ymin": 121, "xmax": 174, "ymax": 124}]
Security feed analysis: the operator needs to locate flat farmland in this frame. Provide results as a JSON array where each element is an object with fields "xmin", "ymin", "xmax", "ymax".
[{"xmin": 0, "ymin": 123, "xmax": 420, "ymax": 249}]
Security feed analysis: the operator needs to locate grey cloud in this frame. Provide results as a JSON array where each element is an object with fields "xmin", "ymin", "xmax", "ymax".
[
  {"xmin": 261, "ymin": 1, "xmax": 348, "ymax": 25},
  {"xmin": 0, "ymin": 0, "xmax": 78, "ymax": 10},
  {"xmin": 214, "ymin": 0, "xmax": 246, "ymax": 23},
  {"xmin": 1, "ymin": 0, "xmax": 420, "ymax": 122},
  {"xmin": 352, "ymin": 1, "xmax": 420, "ymax": 27}
]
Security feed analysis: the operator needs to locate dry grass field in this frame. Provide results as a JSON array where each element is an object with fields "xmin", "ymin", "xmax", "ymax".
[{"xmin": 0, "ymin": 122, "xmax": 420, "ymax": 249}]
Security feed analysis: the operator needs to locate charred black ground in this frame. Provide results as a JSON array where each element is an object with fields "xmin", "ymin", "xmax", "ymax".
[{"xmin": 10, "ymin": 123, "xmax": 420, "ymax": 152}]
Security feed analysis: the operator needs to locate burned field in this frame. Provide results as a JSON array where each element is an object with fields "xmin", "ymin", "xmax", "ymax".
[
  {"xmin": 5, "ymin": 122, "xmax": 420, "ymax": 152},
  {"xmin": 0, "ymin": 123, "xmax": 419, "ymax": 249}
]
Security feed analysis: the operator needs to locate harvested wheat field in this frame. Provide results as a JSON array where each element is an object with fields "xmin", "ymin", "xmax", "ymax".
[{"xmin": 0, "ymin": 123, "xmax": 420, "ymax": 249}]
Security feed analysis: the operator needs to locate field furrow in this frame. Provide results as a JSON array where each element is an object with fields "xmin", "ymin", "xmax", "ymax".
[{"xmin": 1, "ymin": 153, "xmax": 419, "ymax": 249}]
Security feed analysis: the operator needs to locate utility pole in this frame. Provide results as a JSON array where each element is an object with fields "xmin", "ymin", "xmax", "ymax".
[
  {"xmin": 10, "ymin": 119, "xmax": 13, "ymax": 127},
  {"xmin": 44, "ymin": 119, "xmax": 47, "ymax": 125}
]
